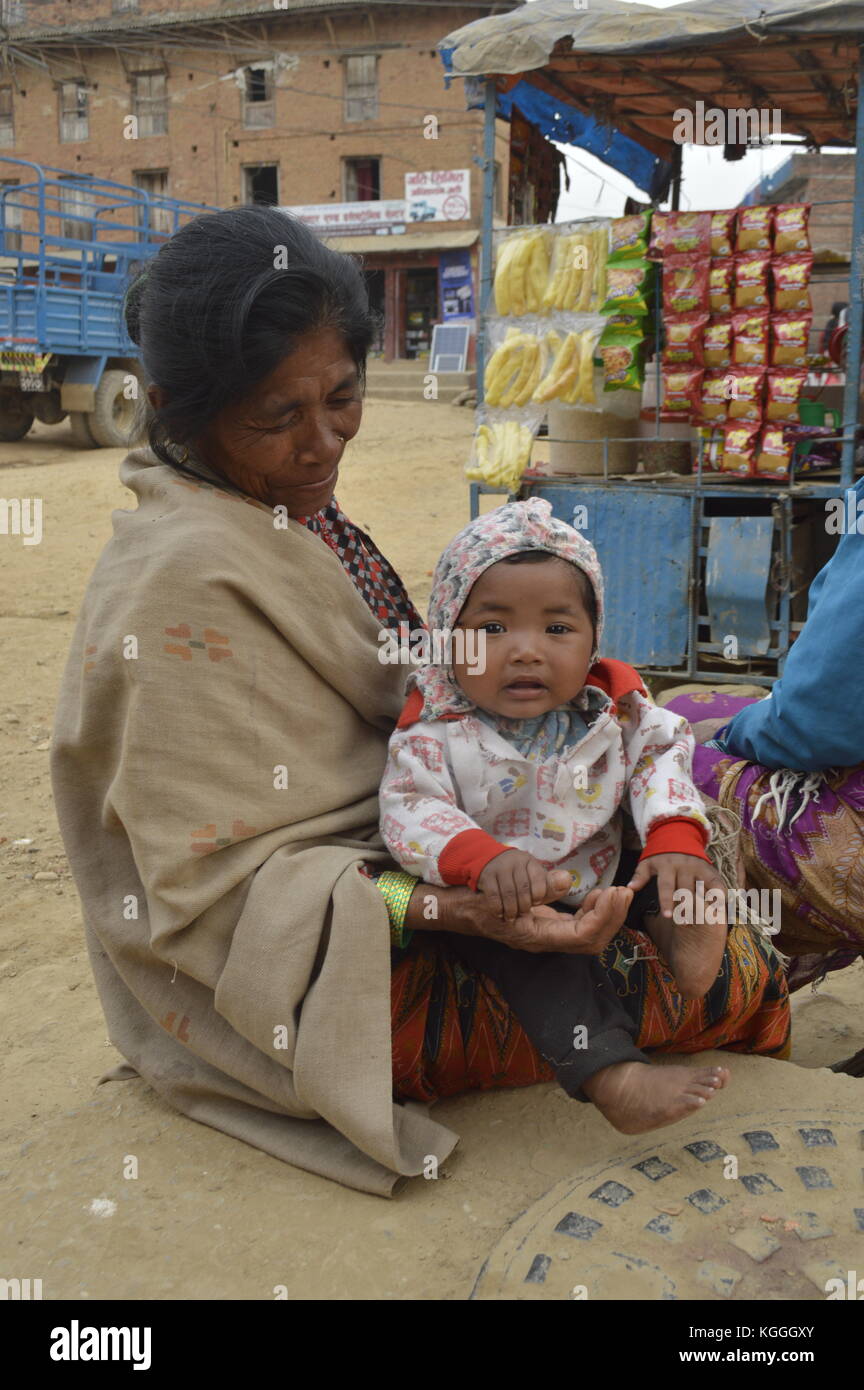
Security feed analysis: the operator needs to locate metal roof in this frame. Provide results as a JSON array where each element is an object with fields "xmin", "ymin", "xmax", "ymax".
[{"xmin": 440, "ymin": 0, "xmax": 864, "ymax": 158}]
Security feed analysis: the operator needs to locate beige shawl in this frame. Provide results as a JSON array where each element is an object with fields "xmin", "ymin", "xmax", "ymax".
[{"xmin": 50, "ymin": 448, "xmax": 458, "ymax": 1195}]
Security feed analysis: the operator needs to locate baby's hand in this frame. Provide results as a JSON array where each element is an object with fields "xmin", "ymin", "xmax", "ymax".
[
  {"xmin": 627, "ymin": 852, "xmax": 727, "ymax": 922},
  {"xmin": 477, "ymin": 849, "xmax": 568, "ymax": 921}
]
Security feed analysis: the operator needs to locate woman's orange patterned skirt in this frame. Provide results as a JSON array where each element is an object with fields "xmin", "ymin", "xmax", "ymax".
[{"xmin": 391, "ymin": 922, "xmax": 790, "ymax": 1103}]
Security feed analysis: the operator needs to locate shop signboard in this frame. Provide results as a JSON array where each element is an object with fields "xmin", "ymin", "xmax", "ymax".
[
  {"xmin": 405, "ymin": 169, "xmax": 470, "ymax": 222},
  {"xmin": 284, "ymin": 200, "xmax": 407, "ymax": 234}
]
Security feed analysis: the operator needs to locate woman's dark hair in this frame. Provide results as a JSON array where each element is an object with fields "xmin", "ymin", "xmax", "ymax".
[
  {"xmin": 501, "ymin": 549, "xmax": 598, "ymax": 635},
  {"xmin": 123, "ymin": 204, "xmax": 378, "ymax": 478}
]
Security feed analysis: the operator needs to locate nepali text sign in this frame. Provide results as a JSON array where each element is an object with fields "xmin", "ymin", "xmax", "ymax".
[
  {"xmin": 283, "ymin": 200, "xmax": 407, "ymax": 234},
  {"xmin": 405, "ymin": 169, "xmax": 470, "ymax": 223}
]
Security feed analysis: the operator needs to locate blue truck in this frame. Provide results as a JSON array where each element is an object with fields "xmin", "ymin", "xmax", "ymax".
[{"xmin": 0, "ymin": 158, "xmax": 212, "ymax": 446}]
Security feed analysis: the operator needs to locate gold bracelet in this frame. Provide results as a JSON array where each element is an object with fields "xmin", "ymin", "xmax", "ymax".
[{"xmin": 376, "ymin": 870, "xmax": 418, "ymax": 947}]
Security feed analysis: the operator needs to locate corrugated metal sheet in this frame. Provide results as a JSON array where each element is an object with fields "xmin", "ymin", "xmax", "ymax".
[{"xmin": 527, "ymin": 483, "xmax": 692, "ymax": 668}]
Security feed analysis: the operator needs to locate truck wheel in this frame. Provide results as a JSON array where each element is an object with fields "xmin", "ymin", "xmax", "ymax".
[
  {"xmin": 69, "ymin": 411, "xmax": 98, "ymax": 447},
  {"xmin": 0, "ymin": 391, "xmax": 35, "ymax": 441},
  {"xmin": 32, "ymin": 388, "xmax": 67, "ymax": 426},
  {"xmin": 90, "ymin": 369, "xmax": 138, "ymax": 448}
]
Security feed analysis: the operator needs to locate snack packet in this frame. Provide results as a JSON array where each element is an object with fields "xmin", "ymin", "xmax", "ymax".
[
  {"xmin": 709, "ymin": 260, "xmax": 734, "ymax": 313},
  {"xmin": 771, "ymin": 311, "xmax": 812, "ymax": 366},
  {"xmin": 703, "ymin": 317, "xmax": 733, "ymax": 369},
  {"xmin": 648, "ymin": 211, "xmax": 669, "ymax": 260},
  {"xmin": 725, "ymin": 367, "xmax": 765, "ymax": 421},
  {"xmin": 736, "ymin": 205, "xmax": 772, "ymax": 253},
  {"xmin": 662, "ymin": 311, "xmax": 708, "ymax": 366},
  {"xmin": 732, "ymin": 309, "xmax": 770, "ymax": 367},
  {"xmin": 734, "ymin": 253, "xmax": 771, "ymax": 310},
  {"xmin": 599, "ymin": 328, "xmax": 645, "ymax": 392},
  {"xmin": 773, "ymin": 203, "xmax": 810, "ymax": 255},
  {"xmin": 756, "ymin": 425, "xmax": 794, "ymax": 478},
  {"xmin": 609, "ymin": 211, "xmax": 651, "ymax": 262},
  {"xmin": 772, "ymin": 252, "xmax": 813, "ymax": 311},
  {"xmin": 663, "ymin": 211, "xmax": 712, "ymax": 256},
  {"xmin": 601, "ymin": 259, "xmax": 653, "ymax": 316},
  {"xmin": 660, "ymin": 366, "xmax": 703, "ymax": 420},
  {"xmin": 720, "ymin": 421, "xmax": 760, "ymax": 475},
  {"xmin": 696, "ymin": 372, "xmax": 731, "ymax": 425},
  {"xmin": 764, "ymin": 368, "xmax": 808, "ymax": 423},
  {"xmin": 663, "ymin": 253, "xmax": 710, "ymax": 314},
  {"xmin": 710, "ymin": 210, "xmax": 736, "ymax": 258}
]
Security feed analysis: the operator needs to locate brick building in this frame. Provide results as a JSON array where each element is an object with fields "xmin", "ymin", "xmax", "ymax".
[{"xmin": 0, "ymin": 0, "xmax": 537, "ymax": 359}]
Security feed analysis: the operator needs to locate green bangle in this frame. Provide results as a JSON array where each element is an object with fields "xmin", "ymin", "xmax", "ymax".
[{"xmin": 377, "ymin": 870, "xmax": 418, "ymax": 948}]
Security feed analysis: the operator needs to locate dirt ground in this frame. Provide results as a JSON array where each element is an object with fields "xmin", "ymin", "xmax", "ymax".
[{"xmin": 1, "ymin": 403, "xmax": 862, "ymax": 1301}]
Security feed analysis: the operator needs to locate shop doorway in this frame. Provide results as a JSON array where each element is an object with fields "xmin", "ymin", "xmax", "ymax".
[
  {"xmin": 403, "ymin": 267, "xmax": 438, "ymax": 359},
  {"xmin": 365, "ymin": 270, "xmax": 386, "ymax": 356}
]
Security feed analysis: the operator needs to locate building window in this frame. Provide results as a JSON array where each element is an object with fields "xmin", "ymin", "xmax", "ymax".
[
  {"xmin": 0, "ymin": 86, "xmax": 14, "ymax": 147},
  {"xmin": 133, "ymin": 169, "xmax": 171, "ymax": 235},
  {"xmin": 113, "ymin": 0, "xmax": 139, "ymax": 9},
  {"xmin": 59, "ymin": 175, "xmax": 94, "ymax": 241},
  {"xmin": 0, "ymin": 178, "xmax": 22, "ymax": 250},
  {"xmin": 0, "ymin": 1, "xmax": 26, "ymax": 24},
  {"xmin": 132, "ymin": 71, "xmax": 168, "ymax": 138},
  {"xmin": 343, "ymin": 157, "xmax": 380, "ymax": 202},
  {"xmin": 59, "ymin": 81, "xmax": 89, "ymax": 143},
  {"xmin": 244, "ymin": 165, "xmax": 278, "ymax": 206},
  {"xmin": 243, "ymin": 67, "xmax": 274, "ymax": 129},
  {"xmin": 344, "ymin": 55, "xmax": 378, "ymax": 123}
]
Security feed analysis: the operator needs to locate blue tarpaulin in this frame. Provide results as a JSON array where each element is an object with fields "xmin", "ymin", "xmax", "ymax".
[{"xmin": 474, "ymin": 75, "xmax": 672, "ymax": 202}]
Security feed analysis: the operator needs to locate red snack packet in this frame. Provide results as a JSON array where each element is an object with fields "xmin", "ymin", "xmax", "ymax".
[
  {"xmin": 660, "ymin": 366, "xmax": 704, "ymax": 421},
  {"xmin": 650, "ymin": 211, "xmax": 711, "ymax": 259},
  {"xmin": 724, "ymin": 367, "xmax": 766, "ymax": 421},
  {"xmin": 720, "ymin": 421, "xmax": 760, "ymax": 475},
  {"xmin": 773, "ymin": 203, "xmax": 811, "ymax": 255},
  {"xmin": 771, "ymin": 311, "xmax": 812, "ymax": 366},
  {"xmin": 736, "ymin": 205, "xmax": 772, "ymax": 253},
  {"xmin": 732, "ymin": 308, "xmax": 770, "ymax": 367},
  {"xmin": 772, "ymin": 252, "xmax": 814, "ymax": 311},
  {"xmin": 648, "ymin": 210, "xmax": 669, "ymax": 260},
  {"xmin": 709, "ymin": 260, "xmax": 734, "ymax": 313},
  {"xmin": 695, "ymin": 372, "xmax": 731, "ymax": 425},
  {"xmin": 734, "ymin": 253, "xmax": 771, "ymax": 310},
  {"xmin": 764, "ymin": 368, "xmax": 808, "ymax": 423},
  {"xmin": 756, "ymin": 425, "xmax": 794, "ymax": 478},
  {"xmin": 710, "ymin": 210, "xmax": 736, "ymax": 258},
  {"xmin": 662, "ymin": 311, "xmax": 709, "ymax": 366},
  {"xmin": 663, "ymin": 253, "xmax": 710, "ymax": 314},
  {"xmin": 703, "ymin": 316, "xmax": 733, "ymax": 369}
]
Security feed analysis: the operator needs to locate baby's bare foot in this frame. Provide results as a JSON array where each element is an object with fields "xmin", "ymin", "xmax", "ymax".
[
  {"xmin": 644, "ymin": 910, "xmax": 726, "ymax": 1000},
  {"xmin": 583, "ymin": 1061, "xmax": 730, "ymax": 1134}
]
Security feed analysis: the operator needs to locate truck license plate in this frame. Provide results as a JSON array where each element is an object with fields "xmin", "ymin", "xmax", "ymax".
[{"xmin": 20, "ymin": 373, "xmax": 44, "ymax": 392}]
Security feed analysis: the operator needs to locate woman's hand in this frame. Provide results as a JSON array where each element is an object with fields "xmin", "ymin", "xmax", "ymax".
[{"xmin": 404, "ymin": 878, "xmax": 631, "ymax": 955}]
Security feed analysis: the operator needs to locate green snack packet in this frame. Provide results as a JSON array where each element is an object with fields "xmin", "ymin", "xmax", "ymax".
[
  {"xmin": 601, "ymin": 258, "xmax": 653, "ymax": 316},
  {"xmin": 608, "ymin": 211, "xmax": 652, "ymax": 263},
  {"xmin": 598, "ymin": 329, "xmax": 645, "ymax": 391}
]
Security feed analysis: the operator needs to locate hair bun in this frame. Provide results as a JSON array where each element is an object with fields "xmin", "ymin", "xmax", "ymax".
[{"xmin": 123, "ymin": 271, "xmax": 148, "ymax": 346}]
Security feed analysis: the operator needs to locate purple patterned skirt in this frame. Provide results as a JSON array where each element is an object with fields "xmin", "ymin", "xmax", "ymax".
[{"xmin": 664, "ymin": 691, "xmax": 864, "ymax": 992}]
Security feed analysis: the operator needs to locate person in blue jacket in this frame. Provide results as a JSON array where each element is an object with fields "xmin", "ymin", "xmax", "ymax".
[{"xmin": 665, "ymin": 476, "xmax": 864, "ymax": 1075}]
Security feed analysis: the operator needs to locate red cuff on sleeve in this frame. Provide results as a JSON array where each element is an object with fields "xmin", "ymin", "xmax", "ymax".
[
  {"xmin": 438, "ymin": 829, "xmax": 511, "ymax": 890},
  {"xmin": 640, "ymin": 817, "xmax": 711, "ymax": 864}
]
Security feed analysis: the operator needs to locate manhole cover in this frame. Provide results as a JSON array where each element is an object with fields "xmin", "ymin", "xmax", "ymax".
[{"xmin": 471, "ymin": 1107, "xmax": 864, "ymax": 1300}]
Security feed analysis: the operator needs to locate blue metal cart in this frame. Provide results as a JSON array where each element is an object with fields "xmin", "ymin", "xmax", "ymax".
[{"xmin": 0, "ymin": 157, "xmax": 212, "ymax": 446}]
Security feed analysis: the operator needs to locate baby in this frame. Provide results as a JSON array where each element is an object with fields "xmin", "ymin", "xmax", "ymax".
[{"xmin": 380, "ymin": 499, "xmax": 731, "ymax": 1134}]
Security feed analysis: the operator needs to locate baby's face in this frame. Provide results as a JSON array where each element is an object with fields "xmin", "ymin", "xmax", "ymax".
[{"xmin": 452, "ymin": 557, "xmax": 595, "ymax": 719}]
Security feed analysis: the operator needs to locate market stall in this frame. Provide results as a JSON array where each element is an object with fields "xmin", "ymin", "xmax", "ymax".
[{"xmin": 439, "ymin": 0, "xmax": 864, "ymax": 685}]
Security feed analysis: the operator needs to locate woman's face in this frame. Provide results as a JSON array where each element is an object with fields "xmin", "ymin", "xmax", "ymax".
[{"xmin": 194, "ymin": 327, "xmax": 363, "ymax": 515}]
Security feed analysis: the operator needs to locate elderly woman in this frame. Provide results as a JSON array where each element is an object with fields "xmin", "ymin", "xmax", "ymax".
[{"xmin": 50, "ymin": 207, "xmax": 789, "ymax": 1197}]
